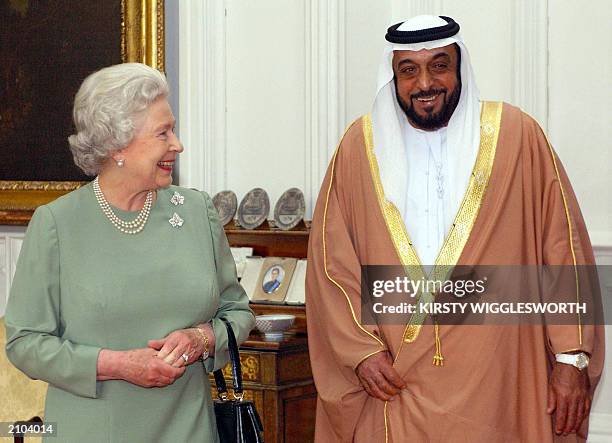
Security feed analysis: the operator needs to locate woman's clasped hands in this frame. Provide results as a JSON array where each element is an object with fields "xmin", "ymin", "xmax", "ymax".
[
  {"xmin": 97, "ymin": 324, "xmax": 215, "ymax": 388},
  {"xmin": 149, "ymin": 323, "xmax": 216, "ymax": 367}
]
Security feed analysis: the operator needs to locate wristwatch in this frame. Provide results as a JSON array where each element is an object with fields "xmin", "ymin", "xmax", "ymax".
[{"xmin": 555, "ymin": 352, "xmax": 589, "ymax": 370}]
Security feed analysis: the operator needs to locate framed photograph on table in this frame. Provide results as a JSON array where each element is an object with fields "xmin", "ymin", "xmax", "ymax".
[
  {"xmin": 0, "ymin": 0, "xmax": 165, "ymax": 225},
  {"xmin": 252, "ymin": 257, "xmax": 298, "ymax": 303}
]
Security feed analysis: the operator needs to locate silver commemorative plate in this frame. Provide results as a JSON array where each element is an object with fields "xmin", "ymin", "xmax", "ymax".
[
  {"xmin": 274, "ymin": 188, "xmax": 305, "ymax": 230},
  {"xmin": 212, "ymin": 190, "xmax": 238, "ymax": 226},
  {"xmin": 237, "ymin": 188, "xmax": 269, "ymax": 229}
]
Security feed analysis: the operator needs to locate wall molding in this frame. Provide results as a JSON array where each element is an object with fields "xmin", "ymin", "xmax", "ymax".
[
  {"xmin": 591, "ymin": 231, "xmax": 612, "ymax": 257},
  {"xmin": 305, "ymin": 0, "xmax": 347, "ymax": 214},
  {"xmin": 177, "ymin": 0, "xmax": 226, "ymax": 193},
  {"xmin": 512, "ymin": 0, "xmax": 549, "ymax": 130},
  {"xmin": 178, "ymin": 0, "xmax": 346, "ymax": 210},
  {"xmin": 203, "ymin": 0, "xmax": 228, "ymax": 193},
  {"xmin": 594, "ymin": 245, "xmax": 612, "ymax": 263}
]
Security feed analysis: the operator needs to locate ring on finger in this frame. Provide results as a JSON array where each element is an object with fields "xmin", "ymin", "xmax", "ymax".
[{"xmin": 181, "ymin": 353, "xmax": 189, "ymax": 363}]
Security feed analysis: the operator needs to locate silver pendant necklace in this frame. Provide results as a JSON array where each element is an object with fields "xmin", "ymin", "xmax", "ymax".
[
  {"xmin": 93, "ymin": 176, "xmax": 153, "ymax": 234},
  {"xmin": 425, "ymin": 135, "xmax": 445, "ymax": 250},
  {"xmin": 428, "ymin": 145, "xmax": 445, "ymax": 200}
]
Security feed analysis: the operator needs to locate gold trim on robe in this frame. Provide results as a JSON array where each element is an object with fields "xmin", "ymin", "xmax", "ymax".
[
  {"xmin": 363, "ymin": 101, "xmax": 503, "ymax": 350},
  {"xmin": 322, "ymin": 143, "xmax": 387, "ymax": 349},
  {"xmin": 544, "ymin": 139, "xmax": 582, "ymax": 345}
]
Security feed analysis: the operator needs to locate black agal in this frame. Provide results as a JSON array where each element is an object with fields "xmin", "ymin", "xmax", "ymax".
[{"xmin": 385, "ymin": 16, "xmax": 460, "ymax": 44}]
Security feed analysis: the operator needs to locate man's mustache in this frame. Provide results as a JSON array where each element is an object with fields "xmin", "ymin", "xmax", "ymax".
[{"xmin": 411, "ymin": 89, "xmax": 447, "ymax": 100}]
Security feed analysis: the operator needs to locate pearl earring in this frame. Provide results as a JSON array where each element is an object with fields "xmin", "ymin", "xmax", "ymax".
[{"xmin": 116, "ymin": 159, "xmax": 125, "ymax": 168}]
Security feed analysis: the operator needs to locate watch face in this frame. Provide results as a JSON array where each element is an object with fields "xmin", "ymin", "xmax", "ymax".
[{"xmin": 576, "ymin": 354, "xmax": 589, "ymax": 370}]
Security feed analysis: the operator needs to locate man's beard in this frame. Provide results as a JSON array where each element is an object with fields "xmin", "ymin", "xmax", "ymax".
[{"xmin": 396, "ymin": 83, "xmax": 461, "ymax": 131}]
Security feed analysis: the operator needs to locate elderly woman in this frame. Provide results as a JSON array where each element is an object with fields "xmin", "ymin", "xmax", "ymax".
[{"xmin": 4, "ymin": 63, "xmax": 254, "ymax": 442}]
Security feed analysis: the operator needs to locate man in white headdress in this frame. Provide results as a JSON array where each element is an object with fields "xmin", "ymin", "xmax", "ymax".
[{"xmin": 306, "ymin": 15, "xmax": 604, "ymax": 442}]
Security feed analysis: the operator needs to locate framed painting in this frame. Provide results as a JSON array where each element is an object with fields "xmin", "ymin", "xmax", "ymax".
[{"xmin": 0, "ymin": 0, "xmax": 165, "ymax": 225}]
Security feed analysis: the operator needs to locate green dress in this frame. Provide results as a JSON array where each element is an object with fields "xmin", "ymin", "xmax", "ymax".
[{"xmin": 4, "ymin": 183, "xmax": 255, "ymax": 442}]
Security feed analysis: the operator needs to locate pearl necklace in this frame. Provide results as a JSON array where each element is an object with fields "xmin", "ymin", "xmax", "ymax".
[{"xmin": 93, "ymin": 176, "xmax": 153, "ymax": 234}]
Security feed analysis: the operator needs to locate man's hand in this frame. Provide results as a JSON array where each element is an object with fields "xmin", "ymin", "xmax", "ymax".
[
  {"xmin": 547, "ymin": 362, "xmax": 591, "ymax": 436},
  {"xmin": 356, "ymin": 351, "xmax": 406, "ymax": 401}
]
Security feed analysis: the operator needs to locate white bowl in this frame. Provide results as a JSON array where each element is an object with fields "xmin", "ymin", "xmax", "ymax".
[{"xmin": 255, "ymin": 314, "xmax": 296, "ymax": 341}]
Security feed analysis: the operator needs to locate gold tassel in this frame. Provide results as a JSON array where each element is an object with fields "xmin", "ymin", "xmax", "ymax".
[{"xmin": 432, "ymin": 320, "xmax": 444, "ymax": 366}]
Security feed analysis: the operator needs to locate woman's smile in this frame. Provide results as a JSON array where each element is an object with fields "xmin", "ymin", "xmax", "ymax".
[{"xmin": 157, "ymin": 160, "xmax": 174, "ymax": 172}]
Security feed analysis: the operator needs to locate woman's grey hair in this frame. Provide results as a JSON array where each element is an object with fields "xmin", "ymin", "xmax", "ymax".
[{"xmin": 68, "ymin": 63, "xmax": 169, "ymax": 175}]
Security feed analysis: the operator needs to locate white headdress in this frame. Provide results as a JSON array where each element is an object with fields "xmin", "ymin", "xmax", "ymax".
[{"xmin": 371, "ymin": 15, "xmax": 480, "ymax": 227}]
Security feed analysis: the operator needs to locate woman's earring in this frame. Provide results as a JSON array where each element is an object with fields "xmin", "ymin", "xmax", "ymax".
[{"xmin": 116, "ymin": 159, "xmax": 125, "ymax": 168}]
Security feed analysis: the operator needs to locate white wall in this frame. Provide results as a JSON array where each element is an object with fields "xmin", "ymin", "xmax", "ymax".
[
  {"xmin": 344, "ymin": 0, "xmax": 388, "ymax": 123},
  {"xmin": 546, "ymin": 10, "xmax": 612, "ymax": 433},
  {"xmin": 177, "ymin": 0, "xmax": 346, "ymax": 217},
  {"xmin": 591, "ymin": 247, "xmax": 612, "ymax": 441},
  {"xmin": 548, "ymin": 1, "xmax": 612, "ymax": 248},
  {"xmin": 224, "ymin": 0, "xmax": 309, "ymax": 211}
]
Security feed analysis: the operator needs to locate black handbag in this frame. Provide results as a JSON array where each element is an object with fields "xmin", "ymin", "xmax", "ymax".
[{"xmin": 213, "ymin": 319, "xmax": 264, "ymax": 443}]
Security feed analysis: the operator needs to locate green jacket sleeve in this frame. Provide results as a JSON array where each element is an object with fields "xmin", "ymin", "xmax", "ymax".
[
  {"xmin": 200, "ymin": 193, "xmax": 255, "ymax": 373},
  {"xmin": 4, "ymin": 205, "xmax": 101, "ymax": 398}
]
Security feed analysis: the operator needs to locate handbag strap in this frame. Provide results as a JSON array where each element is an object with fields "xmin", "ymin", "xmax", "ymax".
[{"xmin": 212, "ymin": 318, "xmax": 244, "ymax": 398}]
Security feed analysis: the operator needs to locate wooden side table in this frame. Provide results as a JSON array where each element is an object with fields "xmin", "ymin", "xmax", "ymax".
[
  {"xmin": 219, "ymin": 225, "xmax": 316, "ymax": 441},
  {"xmin": 210, "ymin": 334, "xmax": 316, "ymax": 443}
]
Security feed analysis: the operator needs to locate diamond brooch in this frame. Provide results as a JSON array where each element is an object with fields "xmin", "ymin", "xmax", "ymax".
[
  {"xmin": 169, "ymin": 192, "xmax": 184, "ymax": 228},
  {"xmin": 169, "ymin": 212, "xmax": 184, "ymax": 228},
  {"xmin": 170, "ymin": 191, "xmax": 185, "ymax": 206}
]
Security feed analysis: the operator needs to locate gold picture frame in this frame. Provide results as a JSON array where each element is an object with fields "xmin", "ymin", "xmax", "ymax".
[
  {"xmin": 251, "ymin": 258, "xmax": 298, "ymax": 304},
  {"xmin": 0, "ymin": 0, "xmax": 165, "ymax": 225}
]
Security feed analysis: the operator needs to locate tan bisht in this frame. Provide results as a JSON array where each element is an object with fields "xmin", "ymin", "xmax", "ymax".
[{"xmin": 306, "ymin": 101, "xmax": 604, "ymax": 442}]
